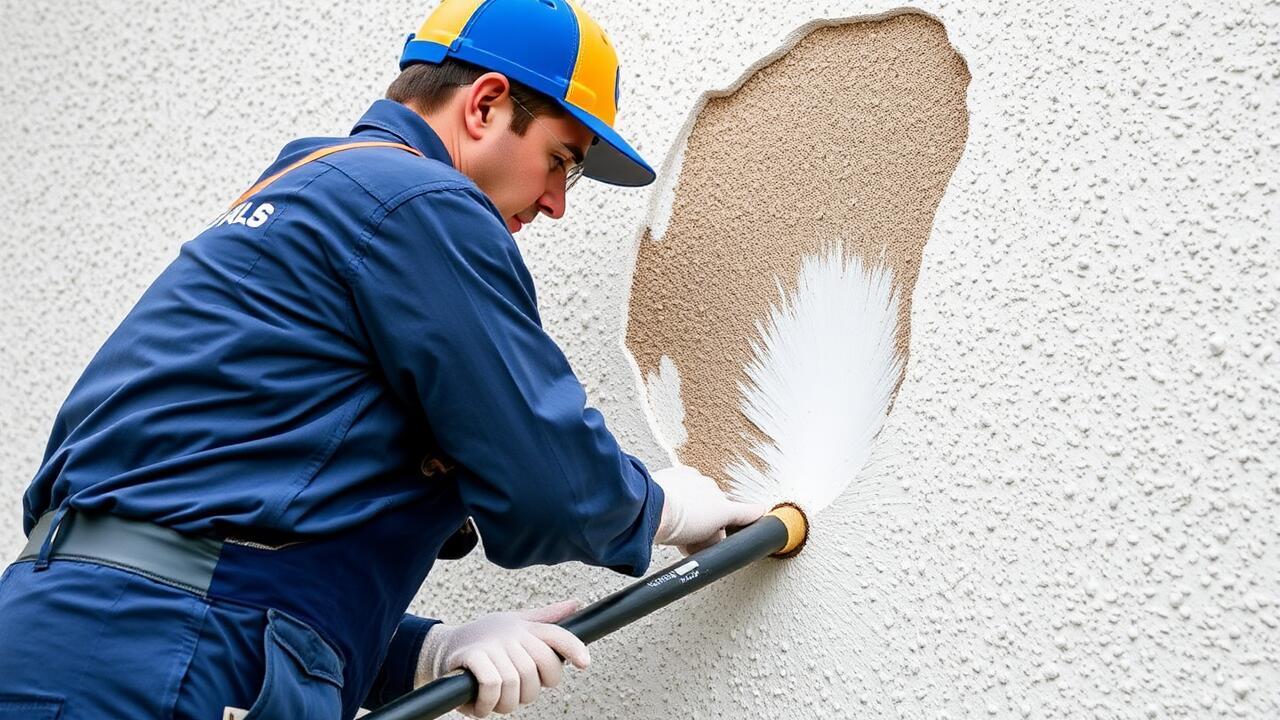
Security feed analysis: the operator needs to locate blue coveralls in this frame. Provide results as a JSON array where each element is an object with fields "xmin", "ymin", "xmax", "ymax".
[{"xmin": 0, "ymin": 99, "xmax": 664, "ymax": 719}]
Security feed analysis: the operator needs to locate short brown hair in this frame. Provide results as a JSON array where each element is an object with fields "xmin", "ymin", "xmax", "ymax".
[{"xmin": 387, "ymin": 59, "xmax": 566, "ymax": 136}]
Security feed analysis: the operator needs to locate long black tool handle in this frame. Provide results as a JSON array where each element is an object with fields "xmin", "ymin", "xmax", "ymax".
[{"xmin": 364, "ymin": 509, "xmax": 799, "ymax": 720}]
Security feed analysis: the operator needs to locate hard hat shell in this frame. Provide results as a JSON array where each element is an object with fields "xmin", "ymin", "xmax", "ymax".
[{"xmin": 401, "ymin": 0, "xmax": 655, "ymax": 187}]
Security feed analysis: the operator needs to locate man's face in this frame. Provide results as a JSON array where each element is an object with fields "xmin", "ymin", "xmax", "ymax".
[{"xmin": 468, "ymin": 101, "xmax": 593, "ymax": 235}]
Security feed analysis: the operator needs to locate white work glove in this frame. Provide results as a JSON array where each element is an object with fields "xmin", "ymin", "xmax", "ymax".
[
  {"xmin": 652, "ymin": 464, "xmax": 771, "ymax": 555},
  {"xmin": 415, "ymin": 599, "xmax": 589, "ymax": 718}
]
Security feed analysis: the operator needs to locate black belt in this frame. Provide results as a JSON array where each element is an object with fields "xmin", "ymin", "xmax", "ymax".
[
  {"xmin": 17, "ymin": 507, "xmax": 478, "ymax": 595},
  {"xmin": 18, "ymin": 510, "xmax": 224, "ymax": 596}
]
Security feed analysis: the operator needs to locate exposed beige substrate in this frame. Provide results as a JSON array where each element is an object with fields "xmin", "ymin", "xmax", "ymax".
[{"xmin": 627, "ymin": 12, "xmax": 970, "ymax": 485}]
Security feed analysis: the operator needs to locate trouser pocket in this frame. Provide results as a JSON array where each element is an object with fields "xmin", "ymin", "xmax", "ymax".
[{"xmin": 242, "ymin": 609, "xmax": 344, "ymax": 720}]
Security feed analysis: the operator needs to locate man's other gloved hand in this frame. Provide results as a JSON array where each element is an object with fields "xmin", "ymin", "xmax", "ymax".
[
  {"xmin": 415, "ymin": 599, "xmax": 588, "ymax": 717},
  {"xmin": 652, "ymin": 465, "xmax": 771, "ymax": 555}
]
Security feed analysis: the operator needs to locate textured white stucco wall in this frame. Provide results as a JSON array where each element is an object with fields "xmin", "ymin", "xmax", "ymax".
[{"xmin": 2, "ymin": 1, "xmax": 1277, "ymax": 718}]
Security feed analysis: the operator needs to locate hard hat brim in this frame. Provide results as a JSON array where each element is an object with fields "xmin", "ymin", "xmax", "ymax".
[{"xmin": 559, "ymin": 103, "xmax": 656, "ymax": 188}]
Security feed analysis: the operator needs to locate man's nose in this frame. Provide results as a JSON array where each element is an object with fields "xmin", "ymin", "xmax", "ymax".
[{"xmin": 537, "ymin": 178, "xmax": 567, "ymax": 220}]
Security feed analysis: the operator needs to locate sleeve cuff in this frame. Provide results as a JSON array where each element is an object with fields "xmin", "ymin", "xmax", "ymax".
[
  {"xmin": 616, "ymin": 453, "xmax": 665, "ymax": 577},
  {"xmin": 362, "ymin": 613, "xmax": 440, "ymax": 710}
]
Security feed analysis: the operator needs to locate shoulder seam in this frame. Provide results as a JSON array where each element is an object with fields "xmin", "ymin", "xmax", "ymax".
[
  {"xmin": 344, "ymin": 182, "xmax": 498, "ymax": 284},
  {"xmin": 315, "ymin": 155, "xmax": 472, "ymax": 207}
]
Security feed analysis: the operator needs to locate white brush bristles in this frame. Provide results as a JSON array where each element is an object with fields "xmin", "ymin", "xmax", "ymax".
[{"xmin": 725, "ymin": 245, "xmax": 903, "ymax": 514}]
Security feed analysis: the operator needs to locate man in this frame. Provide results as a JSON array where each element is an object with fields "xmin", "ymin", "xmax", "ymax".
[{"xmin": 0, "ymin": 1, "xmax": 766, "ymax": 718}]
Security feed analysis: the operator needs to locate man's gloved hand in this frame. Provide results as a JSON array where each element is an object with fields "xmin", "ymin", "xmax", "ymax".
[
  {"xmin": 652, "ymin": 465, "xmax": 772, "ymax": 555},
  {"xmin": 415, "ymin": 599, "xmax": 588, "ymax": 717}
]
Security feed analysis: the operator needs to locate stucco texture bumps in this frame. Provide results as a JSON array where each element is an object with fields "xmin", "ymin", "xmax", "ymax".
[
  {"xmin": 626, "ymin": 12, "xmax": 968, "ymax": 485},
  {"xmin": 2, "ymin": 1, "xmax": 1278, "ymax": 719}
]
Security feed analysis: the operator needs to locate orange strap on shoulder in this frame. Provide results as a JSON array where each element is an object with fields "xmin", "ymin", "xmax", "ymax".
[{"xmin": 229, "ymin": 141, "xmax": 424, "ymax": 209}]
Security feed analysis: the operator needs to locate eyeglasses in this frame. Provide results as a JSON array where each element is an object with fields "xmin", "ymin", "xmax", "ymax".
[{"xmin": 510, "ymin": 94, "xmax": 585, "ymax": 191}]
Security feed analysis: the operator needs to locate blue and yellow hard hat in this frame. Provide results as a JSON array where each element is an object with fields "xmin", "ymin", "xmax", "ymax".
[{"xmin": 401, "ymin": 0, "xmax": 655, "ymax": 187}]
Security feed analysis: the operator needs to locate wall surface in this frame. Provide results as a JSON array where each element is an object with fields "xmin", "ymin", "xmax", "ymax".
[
  {"xmin": 2, "ymin": 1, "xmax": 1278, "ymax": 719},
  {"xmin": 627, "ymin": 12, "xmax": 969, "ymax": 484}
]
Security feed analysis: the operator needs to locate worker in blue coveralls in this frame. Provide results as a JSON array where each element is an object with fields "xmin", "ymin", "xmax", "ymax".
[{"xmin": 0, "ymin": 1, "xmax": 768, "ymax": 718}]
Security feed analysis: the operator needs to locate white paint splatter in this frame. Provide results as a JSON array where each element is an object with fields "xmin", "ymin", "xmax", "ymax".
[
  {"xmin": 647, "ymin": 136, "xmax": 688, "ymax": 243},
  {"xmin": 725, "ymin": 245, "xmax": 902, "ymax": 514},
  {"xmin": 643, "ymin": 354, "xmax": 689, "ymax": 452}
]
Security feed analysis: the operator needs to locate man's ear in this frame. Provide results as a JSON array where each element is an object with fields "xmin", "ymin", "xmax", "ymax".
[{"xmin": 462, "ymin": 72, "xmax": 512, "ymax": 140}]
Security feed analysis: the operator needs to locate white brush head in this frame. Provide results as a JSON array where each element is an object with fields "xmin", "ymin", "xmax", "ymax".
[{"xmin": 724, "ymin": 244, "xmax": 903, "ymax": 515}]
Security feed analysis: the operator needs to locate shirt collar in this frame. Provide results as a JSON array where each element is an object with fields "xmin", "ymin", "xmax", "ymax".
[{"xmin": 350, "ymin": 99, "xmax": 454, "ymax": 167}]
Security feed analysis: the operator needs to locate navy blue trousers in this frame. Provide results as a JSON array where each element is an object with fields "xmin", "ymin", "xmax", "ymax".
[{"xmin": 0, "ymin": 559, "xmax": 345, "ymax": 719}]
